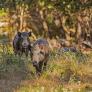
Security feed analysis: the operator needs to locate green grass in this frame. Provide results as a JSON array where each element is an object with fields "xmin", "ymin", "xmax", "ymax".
[
  {"xmin": 0, "ymin": 9, "xmax": 7, "ymax": 17},
  {"xmin": 0, "ymin": 47, "xmax": 92, "ymax": 92}
]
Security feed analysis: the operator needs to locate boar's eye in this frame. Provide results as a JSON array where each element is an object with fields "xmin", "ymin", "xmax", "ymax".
[
  {"xmin": 21, "ymin": 35, "xmax": 24, "ymax": 38},
  {"xmin": 18, "ymin": 32, "xmax": 21, "ymax": 37},
  {"xmin": 28, "ymin": 31, "xmax": 31, "ymax": 36},
  {"xmin": 40, "ymin": 51, "xmax": 44, "ymax": 55}
]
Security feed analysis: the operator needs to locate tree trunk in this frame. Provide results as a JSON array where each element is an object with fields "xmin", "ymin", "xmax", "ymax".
[
  {"xmin": 76, "ymin": 22, "xmax": 82, "ymax": 43},
  {"xmin": 61, "ymin": 16, "xmax": 71, "ymax": 41},
  {"xmin": 39, "ymin": 9, "xmax": 48, "ymax": 38},
  {"xmin": 19, "ymin": 6, "xmax": 24, "ymax": 31}
]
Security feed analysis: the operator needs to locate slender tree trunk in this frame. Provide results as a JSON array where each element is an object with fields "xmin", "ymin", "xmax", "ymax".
[
  {"xmin": 39, "ymin": 9, "xmax": 48, "ymax": 38},
  {"xmin": 19, "ymin": 6, "xmax": 24, "ymax": 31},
  {"xmin": 61, "ymin": 16, "xmax": 71, "ymax": 41},
  {"xmin": 76, "ymin": 22, "xmax": 82, "ymax": 43}
]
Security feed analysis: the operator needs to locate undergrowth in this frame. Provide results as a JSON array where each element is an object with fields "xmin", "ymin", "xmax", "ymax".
[{"xmin": 0, "ymin": 47, "xmax": 92, "ymax": 92}]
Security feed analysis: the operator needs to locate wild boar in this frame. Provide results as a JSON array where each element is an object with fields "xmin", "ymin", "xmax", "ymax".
[
  {"xmin": 31, "ymin": 38, "xmax": 50, "ymax": 75},
  {"xmin": 13, "ymin": 31, "xmax": 32, "ymax": 56}
]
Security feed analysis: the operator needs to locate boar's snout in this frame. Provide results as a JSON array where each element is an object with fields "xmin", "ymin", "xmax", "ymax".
[
  {"xmin": 22, "ymin": 42, "xmax": 29, "ymax": 48},
  {"xmin": 32, "ymin": 61, "xmax": 38, "ymax": 67}
]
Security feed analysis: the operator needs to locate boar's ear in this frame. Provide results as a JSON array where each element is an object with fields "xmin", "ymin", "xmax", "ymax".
[
  {"xmin": 17, "ymin": 32, "xmax": 21, "ymax": 37},
  {"xmin": 28, "ymin": 31, "xmax": 31, "ymax": 36}
]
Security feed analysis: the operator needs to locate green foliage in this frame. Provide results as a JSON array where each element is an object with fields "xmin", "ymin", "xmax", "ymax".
[
  {"xmin": 0, "ymin": 9, "xmax": 6, "ymax": 16},
  {"xmin": 46, "ymin": 14, "xmax": 54, "ymax": 24}
]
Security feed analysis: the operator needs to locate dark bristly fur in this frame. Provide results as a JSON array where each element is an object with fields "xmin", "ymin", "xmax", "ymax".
[
  {"xmin": 13, "ymin": 31, "xmax": 32, "ymax": 57},
  {"xmin": 31, "ymin": 38, "xmax": 50, "ymax": 76}
]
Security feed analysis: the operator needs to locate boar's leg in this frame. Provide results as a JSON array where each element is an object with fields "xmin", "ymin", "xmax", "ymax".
[
  {"xmin": 43, "ymin": 61, "xmax": 47, "ymax": 71},
  {"xmin": 28, "ymin": 45, "xmax": 32, "ymax": 56},
  {"xmin": 21, "ymin": 48, "xmax": 28, "ymax": 57},
  {"xmin": 34, "ymin": 64, "xmax": 41, "ymax": 76},
  {"xmin": 39, "ymin": 62, "xmax": 43, "ymax": 73},
  {"xmin": 43, "ymin": 56, "xmax": 49, "ymax": 71},
  {"xmin": 19, "ymin": 51, "xmax": 23, "ymax": 56},
  {"xmin": 35, "ymin": 62, "xmax": 43, "ymax": 76},
  {"xmin": 35, "ymin": 66, "xmax": 39, "ymax": 74},
  {"xmin": 13, "ymin": 49, "xmax": 17, "ymax": 55},
  {"xmin": 25, "ymin": 49, "xmax": 29, "ymax": 57}
]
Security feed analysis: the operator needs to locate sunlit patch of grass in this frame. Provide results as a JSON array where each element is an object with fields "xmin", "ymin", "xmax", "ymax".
[
  {"xmin": 15, "ymin": 83, "xmax": 92, "ymax": 92},
  {"xmin": 0, "ymin": 9, "xmax": 7, "ymax": 17}
]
